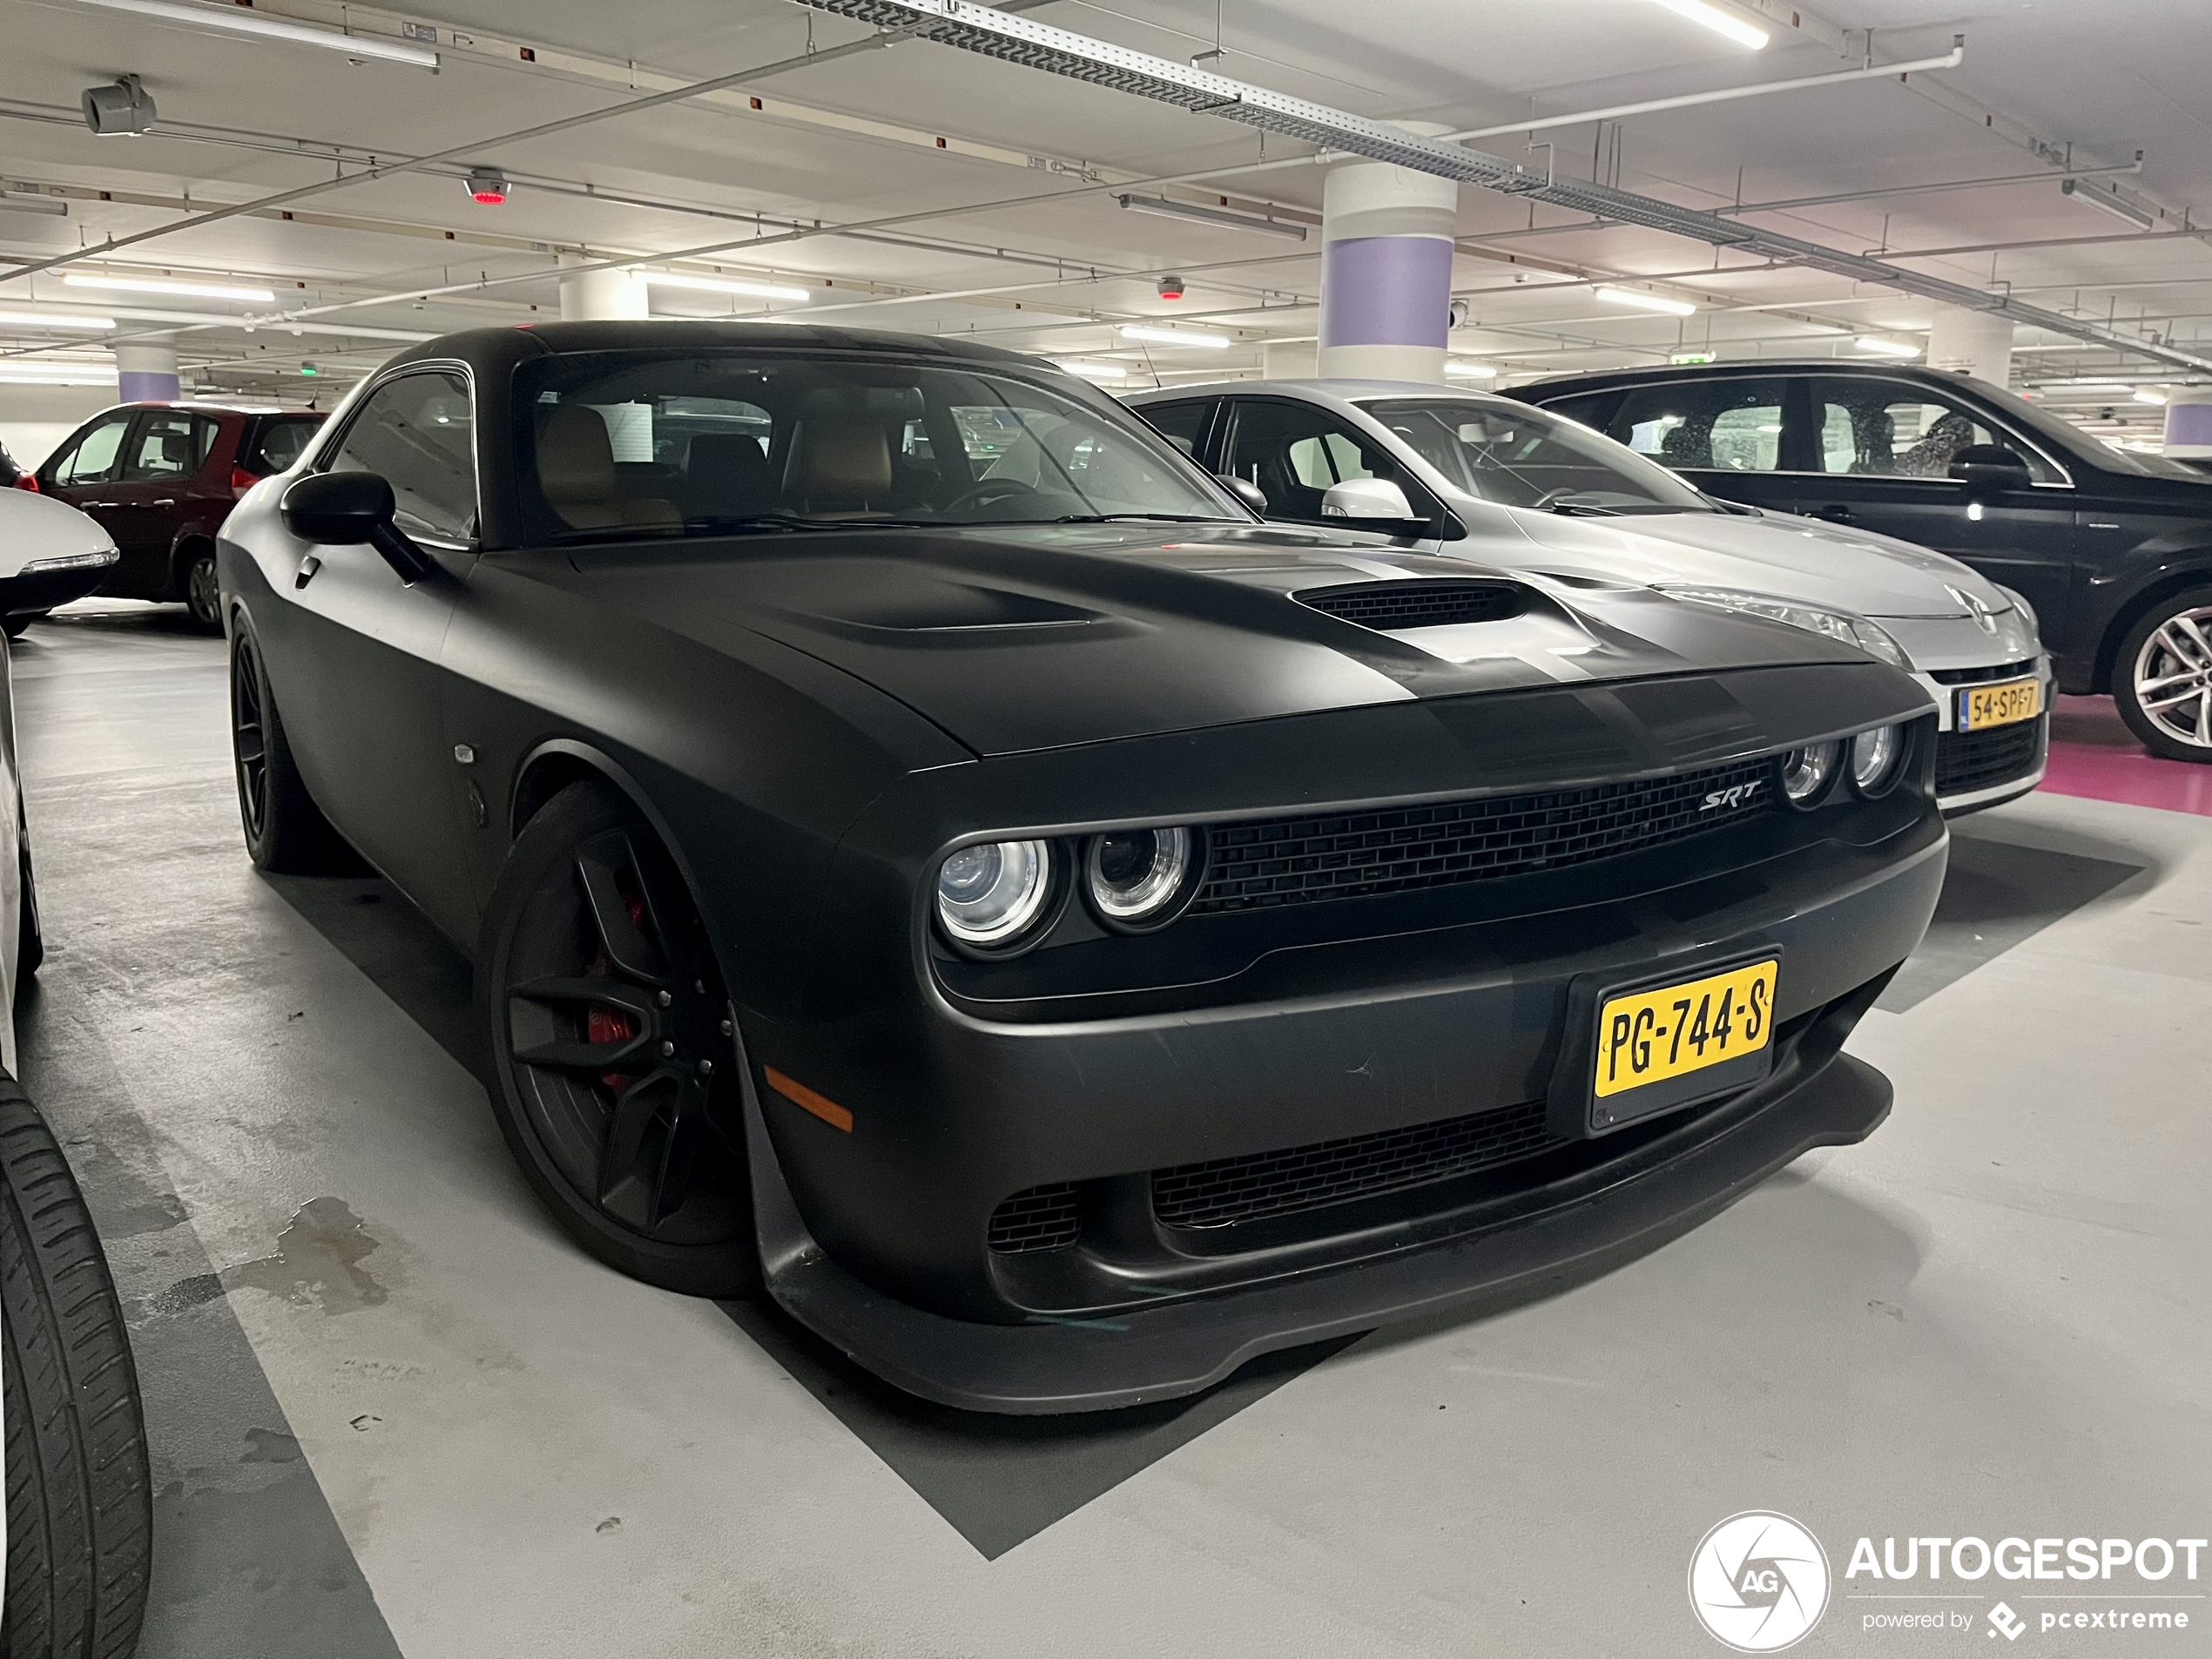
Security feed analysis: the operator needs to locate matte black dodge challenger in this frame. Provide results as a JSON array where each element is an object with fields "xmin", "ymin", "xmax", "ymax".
[{"xmin": 219, "ymin": 321, "xmax": 1946, "ymax": 1413}]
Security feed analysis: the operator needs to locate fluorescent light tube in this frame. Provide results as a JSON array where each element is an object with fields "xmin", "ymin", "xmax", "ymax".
[
  {"xmin": 1642, "ymin": 0, "xmax": 1768, "ymax": 50},
  {"xmin": 1121, "ymin": 324, "xmax": 1231, "ymax": 348},
  {"xmin": 0, "ymin": 311, "xmax": 116, "ymax": 331},
  {"xmin": 2060, "ymin": 177, "xmax": 2155, "ymax": 230},
  {"xmin": 61, "ymin": 0, "xmax": 439, "ymax": 68},
  {"xmin": 1444, "ymin": 360, "xmax": 1500, "ymax": 379},
  {"xmin": 638, "ymin": 272, "xmax": 813, "ymax": 304},
  {"xmin": 1595, "ymin": 286, "xmax": 1696, "ymax": 317},
  {"xmin": 2134, "ymin": 390, "xmax": 2168, "ymax": 405},
  {"xmin": 64, "ymin": 273, "xmax": 276, "ymax": 302},
  {"xmin": 1116, "ymin": 195, "xmax": 1307, "ymax": 240},
  {"xmin": 0, "ymin": 364, "xmax": 118, "ymax": 384},
  {"xmin": 1852, "ymin": 336, "xmax": 1922, "ymax": 358},
  {"xmin": 0, "ymin": 195, "xmax": 68, "ymax": 218},
  {"xmin": 1054, "ymin": 361, "xmax": 1129, "ymax": 381}
]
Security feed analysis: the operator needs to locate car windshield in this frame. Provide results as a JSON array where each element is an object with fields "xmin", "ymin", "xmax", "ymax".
[
  {"xmin": 511, "ymin": 350, "xmax": 1242, "ymax": 543},
  {"xmin": 1357, "ymin": 397, "xmax": 1717, "ymax": 515}
]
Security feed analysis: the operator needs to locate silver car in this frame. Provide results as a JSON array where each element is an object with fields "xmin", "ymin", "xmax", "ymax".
[{"xmin": 1128, "ymin": 381, "xmax": 2053, "ymax": 815}]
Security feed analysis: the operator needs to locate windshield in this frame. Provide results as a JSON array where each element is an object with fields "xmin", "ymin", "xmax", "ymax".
[
  {"xmin": 1357, "ymin": 397, "xmax": 1717, "ymax": 515},
  {"xmin": 511, "ymin": 350, "xmax": 1242, "ymax": 543}
]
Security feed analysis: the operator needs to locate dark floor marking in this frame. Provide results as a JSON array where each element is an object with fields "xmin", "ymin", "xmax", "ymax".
[
  {"xmin": 1879, "ymin": 833, "xmax": 2141, "ymax": 1013},
  {"xmin": 724, "ymin": 1300, "xmax": 1360, "ymax": 1559},
  {"xmin": 265, "ymin": 872, "xmax": 1362, "ymax": 1558},
  {"xmin": 17, "ymin": 975, "xmax": 407, "ymax": 1659}
]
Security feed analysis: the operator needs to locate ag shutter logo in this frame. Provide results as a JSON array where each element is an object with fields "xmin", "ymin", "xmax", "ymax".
[
  {"xmin": 1690, "ymin": 1512, "xmax": 1832, "ymax": 1652},
  {"xmin": 1988, "ymin": 1602, "xmax": 2027, "ymax": 1641}
]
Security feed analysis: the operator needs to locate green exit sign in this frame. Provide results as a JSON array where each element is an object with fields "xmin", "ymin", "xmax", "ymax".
[{"xmin": 1670, "ymin": 351, "xmax": 1716, "ymax": 365}]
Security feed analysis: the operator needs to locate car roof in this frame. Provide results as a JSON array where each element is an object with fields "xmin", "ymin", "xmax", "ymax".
[
  {"xmin": 1126, "ymin": 379, "xmax": 1524, "ymax": 407},
  {"xmin": 1513, "ymin": 361, "xmax": 1968, "ymax": 397},
  {"xmin": 382, "ymin": 319, "xmax": 1049, "ymax": 378}
]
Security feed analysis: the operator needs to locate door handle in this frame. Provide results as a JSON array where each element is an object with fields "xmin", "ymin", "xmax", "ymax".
[
  {"xmin": 1811, "ymin": 504, "xmax": 1854, "ymax": 523},
  {"xmin": 152, "ymin": 498, "xmax": 175, "ymax": 508},
  {"xmin": 293, "ymin": 555, "xmax": 321, "ymax": 590}
]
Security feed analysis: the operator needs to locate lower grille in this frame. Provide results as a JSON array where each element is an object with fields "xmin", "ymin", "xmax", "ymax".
[
  {"xmin": 1151, "ymin": 1099, "xmax": 1561, "ymax": 1231},
  {"xmin": 987, "ymin": 1183, "xmax": 1081, "ymax": 1254},
  {"xmin": 1928, "ymin": 658, "xmax": 2037, "ymax": 687},
  {"xmin": 1935, "ymin": 718, "xmax": 2043, "ymax": 798},
  {"xmin": 1193, "ymin": 757, "xmax": 1775, "ymax": 914}
]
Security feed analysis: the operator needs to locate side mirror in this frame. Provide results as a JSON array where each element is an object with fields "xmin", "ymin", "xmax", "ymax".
[
  {"xmin": 1947, "ymin": 444, "xmax": 2033, "ymax": 490},
  {"xmin": 280, "ymin": 471, "xmax": 435, "ymax": 582},
  {"xmin": 1216, "ymin": 473, "xmax": 1269, "ymax": 515},
  {"xmin": 1320, "ymin": 477, "xmax": 1433, "ymax": 537}
]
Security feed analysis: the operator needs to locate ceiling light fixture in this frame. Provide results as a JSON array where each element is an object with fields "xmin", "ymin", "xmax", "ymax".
[
  {"xmin": 0, "ymin": 363, "xmax": 118, "ymax": 385},
  {"xmin": 1054, "ymin": 360, "xmax": 1129, "ymax": 381},
  {"xmin": 1853, "ymin": 336, "xmax": 1922, "ymax": 358},
  {"xmin": 2134, "ymin": 390, "xmax": 2168, "ymax": 405},
  {"xmin": 1642, "ymin": 0, "xmax": 1769, "ymax": 50},
  {"xmin": 1444, "ymin": 359, "xmax": 1500, "ymax": 379},
  {"xmin": 0, "ymin": 310, "xmax": 117, "ymax": 331},
  {"xmin": 79, "ymin": 75, "xmax": 156, "ymax": 137},
  {"xmin": 638, "ymin": 271, "xmax": 812, "ymax": 304},
  {"xmin": 61, "ymin": 0, "xmax": 440, "ymax": 68},
  {"xmin": 63, "ymin": 273, "xmax": 275, "ymax": 302},
  {"xmin": 1116, "ymin": 193, "xmax": 1307, "ymax": 240},
  {"xmin": 1594, "ymin": 286, "xmax": 1696, "ymax": 317},
  {"xmin": 0, "ymin": 193, "xmax": 69, "ymax": 217},
  {"xmin": 2060, "ymin": 176, "xmax": 2155, "ymax": 230},
  {"xmin": 1121, "ymin": 324, "xmax": 1231, "ymax": 348}
]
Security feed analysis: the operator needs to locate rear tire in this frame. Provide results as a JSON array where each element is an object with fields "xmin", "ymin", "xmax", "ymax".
[
  {"xmin": 0, "ymin": 1082, "xmax": 153, "ymax": 1657},
  {"xmin": 475, "ymin": 782, "xmax": 760, "ymax": 1298},
  {"xmin": 2114, "ymin": 586, "xmax": 2212, "ymax": 762},
  {"xmin": 182, "ymin": 550, "xmax": 222, "ymax": 633},
  {"xmin": 230, "ymin": 621, "xmax": 356, "ymax": 873}
]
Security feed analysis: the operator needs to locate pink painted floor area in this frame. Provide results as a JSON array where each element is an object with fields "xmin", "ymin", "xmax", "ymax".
[{"xmin": 2042, "ymin": 695, "xmax": 2212, "ymax": 817}]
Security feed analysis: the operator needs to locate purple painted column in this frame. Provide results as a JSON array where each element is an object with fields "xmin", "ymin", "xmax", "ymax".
[
  {"xmin": 2166, "ymin": 391, "xmax": 2212, "ymax": 459},
  {"xmin": 115, "ymin": 342, "xmax": 179, "ymax": 402},
  {"xmin": 1318, "ymin": 137, "xmax": 1458, "ymax": 384}
]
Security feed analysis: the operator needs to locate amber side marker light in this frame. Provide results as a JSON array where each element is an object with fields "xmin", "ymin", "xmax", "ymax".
[{"xmin": 765, "ymin": 1067, "xmax": 853, "ymax": 1133}]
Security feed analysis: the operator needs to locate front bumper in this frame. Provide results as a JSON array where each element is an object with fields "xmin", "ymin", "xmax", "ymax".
[{"xmin": 1909, "ymin": 651, "xmax": 2054, "ymax": 815}]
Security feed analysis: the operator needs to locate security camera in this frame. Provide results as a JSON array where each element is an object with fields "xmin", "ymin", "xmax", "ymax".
[
  {"xmin": 81, "ymin": 76, "xmax": 156, "ymax": 138},
  {"xmin": 1447, "ymin": 299, "xmax": 1471, "ymax": 330},
  {"xmin": 1157, "ymin": 273, "xmax": 1185, "ymax": 300}
]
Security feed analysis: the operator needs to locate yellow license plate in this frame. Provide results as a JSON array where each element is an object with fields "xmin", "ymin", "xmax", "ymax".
[
  {"xmin": 1958, "ymin": 675, "xmax": 2042, "ymax": 732},
  {"xmin": 1595, "ymin": 959, "xmax": 1778, "ymax": 1101}
]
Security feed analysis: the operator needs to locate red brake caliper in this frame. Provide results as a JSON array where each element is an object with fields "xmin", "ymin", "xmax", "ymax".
[{"xmin": 587, "ymin": 893, "xmax": 651, "ymax": 1092}]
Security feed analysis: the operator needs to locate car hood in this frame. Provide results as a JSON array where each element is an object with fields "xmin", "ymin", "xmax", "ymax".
[
  {"xmin": 1494, "ymin": 503, "xmax": 2010, "ymax": 620},
  {"xmin": 559, "ymin": 522, "xmax": 1880, "ymax": 758}
]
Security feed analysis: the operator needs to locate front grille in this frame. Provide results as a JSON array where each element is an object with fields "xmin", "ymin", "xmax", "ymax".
[
  {"xmin": 1297, "ymin": 579, "xmax": 1527, "ymax": 631},
  {"xmin": 1935, "ymin": 718, "xmax": 2044, "ymax": 798},
  {"xmin": 986, "ymin": 1183, "xmax": 1081, "ymax": 1254},
  {"xmin": 1928, "ymin": 658, "xmax": 2037, "ymax": 687},
  {"xmin": 1192, "ymin": 757, "xmax": 1775, "ymax": 915},
  {"xmin": 1152, "ymin": 1099, "xmax": 1561, "ymax": 1231}
]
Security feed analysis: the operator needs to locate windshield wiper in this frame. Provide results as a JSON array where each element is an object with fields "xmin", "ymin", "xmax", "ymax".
[{"xmin": 1049, "ymin": 512, "xmax": 1224, "ymax": 524}]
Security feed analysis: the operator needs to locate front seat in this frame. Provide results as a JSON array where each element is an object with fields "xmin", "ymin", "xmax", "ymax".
[
  {"xmin": 536, "ymin": 406, "xmax": 679, "ymax": 531},
  {"xmin": 1659, "ymin": 420, "xmax": 1714, "ymax": 470},
  {"xmin": 683, "ymin": 433, "xmax": 773, "ymax": 520},
  {"xmin": 784, "ymin": 412, "xmax": 893, "ymax": 516}
]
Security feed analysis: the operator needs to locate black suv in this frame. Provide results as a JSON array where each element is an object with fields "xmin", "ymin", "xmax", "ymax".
[{"xmin": 1514, "ymin": 362, "xmax": 2212, "ymax": 761}]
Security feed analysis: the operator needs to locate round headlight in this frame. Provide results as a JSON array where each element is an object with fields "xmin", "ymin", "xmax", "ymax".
[
  {"xmin": 1850, "ymin": 724, "xmax": 1905, "ymax": 795},
  {"xmin": 1779, "ymin": 741, "xmax": 1844, "ymax": 807},
  {"xmin": 1085, "ymin": 827, "xmax": 1197, "ymax": 929},
  {"xmin": 936, "ymin": 840, "xmax": 1054, "ymax": 948}
]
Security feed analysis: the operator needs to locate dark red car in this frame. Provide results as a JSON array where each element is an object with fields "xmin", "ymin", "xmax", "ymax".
[{"xmin": 34, "ymin": 401, "xmax": 326, "ymax": 631}]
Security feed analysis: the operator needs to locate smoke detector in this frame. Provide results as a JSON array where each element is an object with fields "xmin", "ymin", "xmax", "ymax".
[
  {"xmin": 1157, "ymin": 273, "xmax": 1185, "ymax": 300},
  {"xmin": 466, "ymin": 168, "xmax": 509, "ymax": 206}
]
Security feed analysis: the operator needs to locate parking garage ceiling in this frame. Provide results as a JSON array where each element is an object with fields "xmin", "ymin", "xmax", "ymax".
[{"xmin": 3, "ymin": 0, "xmax": 2209, "ymax": 441}]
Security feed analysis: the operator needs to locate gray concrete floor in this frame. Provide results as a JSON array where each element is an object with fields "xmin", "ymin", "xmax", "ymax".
[{"xmin": 10, "ymin": 600, "xmax": 2209, "ymax": 1658}]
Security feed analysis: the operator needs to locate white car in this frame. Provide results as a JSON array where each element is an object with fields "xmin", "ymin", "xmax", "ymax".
[
  {"xmin": 1128, "ymin": 381, "xmax": 2053, "ymax": 815},
  {"xmin": 0, "ymin": 485, "xmax": 150, "ymax": 1655}
]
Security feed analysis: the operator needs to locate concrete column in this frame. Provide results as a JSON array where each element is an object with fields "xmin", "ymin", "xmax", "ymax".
[
  {"xmin": 557, "ymin": 253, "xmax": 648, "ymax": 321},
  {"xmin": 114, "ymin": 341, "xmax": 179, "ymax": 403},
  {"xmin": 1262, "ymin": 340, "xmax": 1318, "ymax": 380},
  {"xmin": 1926, "ymin": 307, "xmax": 2015, "ymax": 389},
  {"xmin": 1318, "ymin": 124, "xmax": 1457, "ymax": 384},
  {"xmin": 2165, "ymin": 388, "xmax": 2212, "ymax": 459}
]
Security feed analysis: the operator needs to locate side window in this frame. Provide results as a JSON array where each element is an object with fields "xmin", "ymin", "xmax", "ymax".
[
  {"xmin": 1136, "ymin": 400, "xmax": 1214, "ymax": 459},
  {"xmin": 1610, "ymin": 379, "xmax": 1788, "ymax": 472},
  {"xmin": 1224, "ymin": 400, "xmax": 1399, "ymax": 523},
  {"xmin": 1808, "ymin": 378, "xmax": 2060, "ymax": 482},
  {"xmin": 328, "ymin": 371, "xmax": 477, "ymax": 542},
  {"xmin": 121, "ymin": 411, "xmax": 219, "ymax": 482},
  {"xmin": 244, "ymin": 417, "xmax": 321, "ymax": 475},
  {"xmin": 48, "ymin": 413, "xmax": 133, "ymax": 486}
]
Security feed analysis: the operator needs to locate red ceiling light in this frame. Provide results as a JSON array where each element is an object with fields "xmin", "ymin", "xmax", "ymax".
[
  {"xmin": 466, "ymin": 168, "xmax": 509, "ymax": 206},
  {"xmin": 1157, "ymin": 273, "xmax": 1185, "ymax": 300}
]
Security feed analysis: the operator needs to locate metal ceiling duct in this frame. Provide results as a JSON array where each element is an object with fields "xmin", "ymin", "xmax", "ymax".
[{"xmin": 790, "ymin": 0, "xmax": 2212, "ymax": 373}]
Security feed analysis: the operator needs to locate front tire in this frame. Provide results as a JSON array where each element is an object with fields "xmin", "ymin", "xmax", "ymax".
[
  {"xmin": 182, "ymin": 549, "xmax": 222, "ymax": 633},
  {"xmin": 475, "ymin": 783, "xmax": 759, "ymax": 1298},
  {"xmin": 2114, "ymin": 587, "xmax": 2212, "ymax": 761},
  {"xmin": 230, "ymin": 622, "xmax": 355, "ymax": 873},
  {"xmin": 0, "ymin": 1083, "xmax": 153, "ymax": 1657}
]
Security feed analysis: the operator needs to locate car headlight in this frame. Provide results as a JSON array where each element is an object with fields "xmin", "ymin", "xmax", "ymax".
[
  {"xmin": 1993, "ymin": 583, "xmax": 2040, "ymax": 641},
  {"xmin": 1085, "ymin": 826, "xmax": 1199, "ymax": 930},
  {"xmin": 21, "ymin": 547, "xmax": 118, "ymax": 572},
  {"xmin": 1779, "ymin": 741, "xmax": 1844, "ymax": 806},
  {"xmin": 936, "ymin": 840, "xmax": 1055, "ymax": 948},
  {"xmin": 1659, "ymin": 587, "xmax": 1912, "ymax": 671},
  {"xmin": 1849, "ymin": 723, "xmax": 1907, "ymax": 796}
]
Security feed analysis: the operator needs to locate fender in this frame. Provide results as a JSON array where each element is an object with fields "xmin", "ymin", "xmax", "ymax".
[{"xmin": 2087, "ymin": 543, "xmax": 2212, "ymax": 691}]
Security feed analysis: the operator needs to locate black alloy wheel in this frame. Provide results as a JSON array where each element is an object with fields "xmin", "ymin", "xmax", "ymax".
[
  {"xmin": 476, "ymin": 783, "xmax": 759, "ymax": 1297},
  {"xmin": 229, "ymin": 624, "xmax": 355, "ymax": 873},
  {"xmin": 183, "ymin": 550, "xmax": 223, "ymax": 633}
]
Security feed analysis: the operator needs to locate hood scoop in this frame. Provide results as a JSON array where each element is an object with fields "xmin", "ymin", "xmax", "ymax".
[{"xmin": 1296, "ymin": 578, "xmax": 1528, "ymax": 631}]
